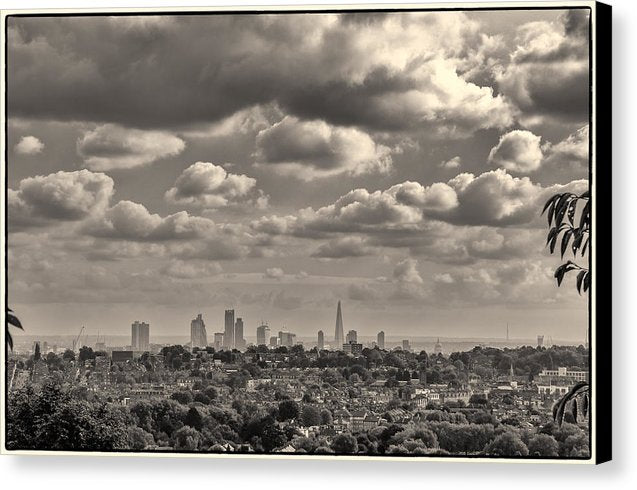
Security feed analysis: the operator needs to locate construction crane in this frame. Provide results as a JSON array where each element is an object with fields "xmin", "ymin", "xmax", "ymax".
[{"xmin": 72, "ymin": 326, "xmax": 85, "ymax": 353}]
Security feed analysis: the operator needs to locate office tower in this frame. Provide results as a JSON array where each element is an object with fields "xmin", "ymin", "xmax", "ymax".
[
  {"xmin": 224, "ymin": 310, "xmax": 235, "ymax": 349},
  {"xmin": 235, "ymin": 318, "xmax": 245, "ymax": 350},
  {"xmin": 402, "ymin": 339, "xmax": 411, "ymax": 352},
  {"xmin": 213, "ymin": 332, "xmax": 224, "ymax": 350},
  {"xmin": 278, "ymin": 331, "xmax": 296, "ymax": 347},
  {"xmin": 269, "ymin": 336, "xmax": 279, "ymax": 347},
  {"xmin": 537, "ymin": 335, "xmax": 544, "ymax": 348},
  {"xmin": 132, "ymin": 321, "xmax": 150, "ymax": 351},
  {"xmin": 317, "ymin": 330, "xmax": 325, "ymax": 350},
  {"xmin": 346, "ymin": 329, "xmax": 357, "ymax": 344},
  {"xmin": 190, "ymin": 314, "xmax": 208, "ymax": 348},
  {"xmin": 377, "ymin": 331, "xmax": 385, "ymax": 350},
  {"xmin": 334, "ymin": 300, "xmax": 344, "ymax": 350},
  {"xmin": 343, "ymin": 342, "xmax": 363, "ymax": 356},
  {"xmin": 257, "ymin": 324, "xmax": 270, "ymax": 346}
]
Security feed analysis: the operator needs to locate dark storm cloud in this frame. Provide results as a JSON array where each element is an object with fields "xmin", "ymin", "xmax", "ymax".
[{"xmin": 8, "ymin": 13, "xmax": 514, "ymax": 134}]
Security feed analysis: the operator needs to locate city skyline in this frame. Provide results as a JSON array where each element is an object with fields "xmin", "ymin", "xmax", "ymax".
[{"xmin": 7, "ymin": 9, "xmax": 589, "ymax": 340}]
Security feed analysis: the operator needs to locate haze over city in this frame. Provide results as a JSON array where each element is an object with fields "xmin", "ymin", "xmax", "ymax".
[{"xmin": 7, "ymin": 9, "xmax": 589, "ymax": 340}]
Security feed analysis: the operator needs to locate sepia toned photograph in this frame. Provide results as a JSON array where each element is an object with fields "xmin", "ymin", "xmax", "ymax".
[{"xmin": 2, "ymin": 2, "xmax": 611, "ymax": 463}]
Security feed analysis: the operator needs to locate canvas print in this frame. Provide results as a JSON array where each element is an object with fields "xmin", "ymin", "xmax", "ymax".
[{"xmin": 2, "ymin": 3, "xmax": 609, "ymax": 461}]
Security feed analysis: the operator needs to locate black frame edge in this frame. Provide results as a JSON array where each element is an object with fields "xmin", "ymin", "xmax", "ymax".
[{"xmin": 594, "ymin": 0, "xmax": 612, "ymax": 466}]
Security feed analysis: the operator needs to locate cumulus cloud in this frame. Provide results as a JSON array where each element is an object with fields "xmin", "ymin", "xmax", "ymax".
[
  {"xmin": 440, "ymin": 156, "xmax": 461, "ymax": 169},
  {"xmin": 495, "ymin": 10, "xmax": 589, "ymax": 126},
  {"xmin": 544, "ymin": 125, "xmax": 589, "ymax": 171},
  {"xmin": 264, "ymin": 267, "xmax": 285, "ymax": 280},
  {"xmin": 77, "ymin": 124, "xmax": 185, "ymax": 170},
  {"xmin": 431, "ymin": 259, "xmax": 567, "ymax": 306},
  {"xmin": 82, "ymin": 200, "xmax": 216, "ymax": 241},
  {"xmin": 165, "ymin": 161, "xmax": 268, "ymax": 209},
  {"xmin": 8, "ymin": 13, "xmax": 513, "ymax": 136},
  {"xmin": 8, "ymin": 169, "xmax": 114, "ymax": 229},
  {"xmin": 252, "ymin": 168, "xmax": 588, "ymax": 248},
  {"xmin": 14, "ymin": 135, "xmax": 44, "ymax": 154},
  {"xmin": 393, "ymin": 258, "xmax": 423, "ymax": 284},
  {"xmin": 388, "ymin": 181, "xmax": 458, "ymax": 212},
  {"xmin": 254, "ymin": 116, "xmax": 392, "ymax": 180},
  {"xmin": 487, "ymin": 130, "xmax": 544, "ymax": 173},
  {"xmin": 311, "ymin": 236, "xmax": 376, "ymax": 259},
  {"xmin": 444, "ymin": 169, "xmax": 539, "ymax": 225}
]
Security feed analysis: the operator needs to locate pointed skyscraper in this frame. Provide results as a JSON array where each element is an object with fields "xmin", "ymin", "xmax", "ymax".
[{"xmin": 334, "ymin": 300, "xmax": 344, "ymax": 350}]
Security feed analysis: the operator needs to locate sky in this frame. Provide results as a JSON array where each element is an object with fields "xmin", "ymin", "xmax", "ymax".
[{"xmin": 6, "ymin": 8, "xmax": 591, "ymax": 342}]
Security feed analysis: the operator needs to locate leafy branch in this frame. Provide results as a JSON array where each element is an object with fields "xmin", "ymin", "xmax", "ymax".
[
  {"xmin": 542, "ymin": 191, "xmax": 590, "ymax": 294},
  {"xmin": 6, "ymin": 307, "xmax": 24, "ymax": 351},
  {"xmin": 552, "ymin": 381, "xmax": 589, "ymax": 426}
]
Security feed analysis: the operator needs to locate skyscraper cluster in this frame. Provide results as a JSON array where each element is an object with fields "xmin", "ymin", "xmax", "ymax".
[{"xmin": 217, "ymin": 309, "xmax": 245, "ymax": 350}]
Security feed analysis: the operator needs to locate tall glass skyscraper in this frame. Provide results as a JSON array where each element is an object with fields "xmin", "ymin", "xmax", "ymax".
[
  {"xmin": 234, "ymin": 317, "xmax": 245, "ymax": 350},
  {"xmin": 224, "ymin": 309, "xmax": 235, "ymax": 349},
  {"xmin": 190, "ymin": 314, "xmax": 207, "ymax": 348},
  {"xmin": 257, "ymin": 324, "xmax": 270, "ymax": 346}
]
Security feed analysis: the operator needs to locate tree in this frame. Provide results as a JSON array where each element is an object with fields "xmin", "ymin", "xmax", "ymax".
[
  {"xmin": 173, "ymin": 426, "xmax": 200, "ymax": 450},
  {"xmin": 484, "ymin": 431, "xmax": 529, "ymax": 457},
  {"xmin": 78, "ymin": 346, "xmax": 95, "ymax": 362},
  {"xmin": 126, "ymin": 427, "xmax": 155, "ymax": 450},
  {"xmin": 300, "ymin": 406, "xmax": 322, "ymax": 427},
  {"xmin": 62, "ymin": 349, "xmax": 76, "ymax": 361},
  {"xmin": 6, "ymin": 308, "xmax": 24, "ymax": 351},
  {"xmin": 277, "ymin": 400, "xmax": 299, "ymax": 421},
  {"xmin": 185, "ymin": 407, "xmax": 204, "ymax": 430},
  {"xmin": 331, "ymin": 433, "xmax": 358, "ymax": 454},
  {"xmin": 527, "ymin": 433, "xmax": 559, "ymax": 457},
  {"xmin": 34, "ymin": 342, "xmax": 41, "ymax": 361},
  {"xmin": 320, "ymin": 409, "xmax": 333, "ymax": 425},
  {"xmin": 170, "ymin": 391, "xmax": 193, "ymax": 405},
  {"xmin": 543, "ymin": 191, "xmax": 590, "ymax": 293},
  {"xmin": 6, "ymin": 382, "xmax": 128, "ymax": 451}
]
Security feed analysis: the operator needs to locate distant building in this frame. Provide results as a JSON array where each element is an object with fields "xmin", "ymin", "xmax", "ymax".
[
  {"xmin": 190, "ymin": 314, "xmax": 208, "ymax": 348},
  {"xmin": 213, "ymin": 332, "xmax": 224, "ymax": 350},
  {"xmin": 377, "ymin": 331, "xmax": 385, "ymax": 350},
  {"xmin": 95, "ymin": 341, "xmax": 107, "ymax": 352},
  {"xmin": 224, "ymin": 310, "xmax": 235, "ymax": 349},
  {"xmin": 112, "ymin": 350, "xmax": 134, "ymax": 363},
  {"xmin": 334, "ymin": 300, "xmax": 344, "ymax": 350},
  {"xmin": 343, "ymin": 341, "xmax": 363, "ymax": 356},
  {"xmin": 317, "ymin": 330, "xmax": 325, "ymax": 350},
  {"xmin": 537, "ymin": 335, "xmax": 544, "ymax": 347},
  {"xmin": 269, "ymin": 336, "xmax": 279, "ymax": 347},
  {"xmin": 346, "ymin": 330, "xmax": 358, "ymax": 344},
  {"xmin": 234, "ymin": 318, "xmax": 245, "ymax": 350},
  {"xmin": 131, "ymin": 321, "xmax": 150, "ymax": 351},
  {"xmin": 402, "ymin": 339, "xmax": 411, "ymax": 352},
  {"xmin": 539, "ymin": 367, "xmax": 589, "ymax": 382},
  {"xmin": 279, "ymin": 331, "xmax": 296, "ymax": 347},
  {"xmin": 257, "ymin": 324, "xmax": 270, "ymax": 346}
]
